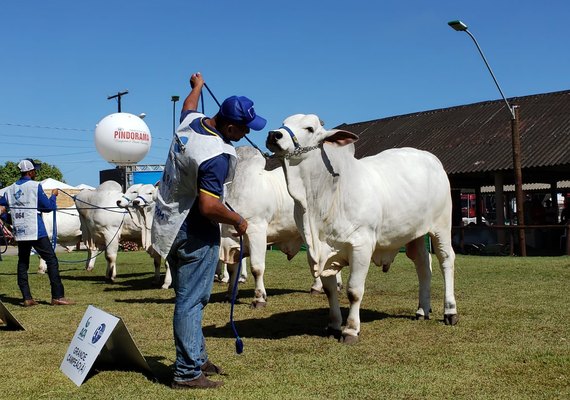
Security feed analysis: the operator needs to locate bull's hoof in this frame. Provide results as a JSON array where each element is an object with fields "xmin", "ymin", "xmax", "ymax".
[
  {"xmin": 444, "ymin": 313, "xmax": 459, "ymax": 326},
  {"xmin": 341, "ymin": 334, "xmax": 359, "ymax": 345},
  {"xmin": 310, "ymin": 289, "xmax": 323, "ymax": 296},
  {"xmin": 325, "ymin": 327, "xmax": 342, "ymax": 340},
  {"xmin": 415, "ymin": 313, "xmax": 430, "ymax": 321},
  {"xmin": 250, "ymin": 301, "xmax": 267, "ymax": 309},
  {"xmin": 161, "ymin": 284, "xmax": 171, "ymax": 290},
  {"xmin": 37, "ymin": 269, "xmax": 46, "ymax": 275}
]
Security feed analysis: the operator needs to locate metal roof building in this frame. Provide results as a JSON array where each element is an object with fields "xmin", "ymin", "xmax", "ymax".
[{"xmin": 336, "ymin": 89, "xmax": 570, "ymax": 190}]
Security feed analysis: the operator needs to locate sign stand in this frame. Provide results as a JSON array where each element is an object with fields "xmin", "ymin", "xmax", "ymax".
[
  {"xmin": 0, "ymin": 300, "xmax": 25, "ymax": 330},
  {"xmin": 60, "ymin": 305, "xmax": 153, "ymax": 386}
]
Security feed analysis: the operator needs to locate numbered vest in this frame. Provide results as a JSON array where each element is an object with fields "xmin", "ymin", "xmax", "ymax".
[
  {"xmin": 6, "ymin": 180, "xmax": 40, "ymax": 241},
  {"xmin": 151, "ymin": 113, "xmax": 237, "ymax": 258}
]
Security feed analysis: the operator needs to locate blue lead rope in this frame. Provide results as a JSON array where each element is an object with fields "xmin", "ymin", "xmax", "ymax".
[
  {"xmin": 229, "ymin": 235, "xmax": 244, "ymax": 354},
  {"xmin": 225, "ymin": 200, "xmax": 244, "ymax": 354}
]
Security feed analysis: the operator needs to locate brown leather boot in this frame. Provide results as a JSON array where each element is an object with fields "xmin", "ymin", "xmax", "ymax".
[
  {"xmin": 51, "ymin": 298, "xmax": 75, "ymax": 306},
  {"xmin": 171, "ymin": 374, "xmax": 223, "ymax": 389},
  {"xmin": 201, "ymin": 360, "xmax": 225, "ymax": 376},
  {"xmin": 22, "ymin": 299, "xmax": 39, "ymax": 307}
]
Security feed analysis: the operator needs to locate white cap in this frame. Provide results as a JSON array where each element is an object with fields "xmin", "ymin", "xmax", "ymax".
[{"xmin": 18, "ymin": 159, "xmax": 35, "ymax": 172}]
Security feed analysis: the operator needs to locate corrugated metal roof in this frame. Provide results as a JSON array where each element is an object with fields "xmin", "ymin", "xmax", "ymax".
[{"xmin": 337, "ymin": 90, "xmax": 570, "ymax": 187}]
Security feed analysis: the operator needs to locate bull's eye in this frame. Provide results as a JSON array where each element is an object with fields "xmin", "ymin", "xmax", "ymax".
[{"xmin": 306, "ymin": 126, "xmax": 314, "ymax": 133}]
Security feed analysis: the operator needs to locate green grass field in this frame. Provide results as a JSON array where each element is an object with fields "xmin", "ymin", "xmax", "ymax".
[{"xmin": 0, "ymin": 249, "xmax": 568, "ymax": 399}]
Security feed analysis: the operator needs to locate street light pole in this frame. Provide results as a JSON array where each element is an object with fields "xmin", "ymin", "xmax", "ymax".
[
  {"xmin": 171, "ymin": 95, "xmax": 180, "ymax": 134},
  {"xmin": 448, "ymin": 20, "xmax": 526, "ymax": 256}
]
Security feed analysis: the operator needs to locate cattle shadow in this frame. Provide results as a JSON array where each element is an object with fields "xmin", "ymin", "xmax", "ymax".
[
  {"xmin": 102, "ymin": 275, "xmax": 167, "ymax": 292},
  {"xmin": 113, "ymin": 287, "xmax": 307, "ymax": 305},
  {"xmin": 209, "ymin": 288, "xmax": 307, "ymax": 304},
  {"xmin": 203, "ymin": 307, "xmax": 405, "ymax": 340},
  {"xmin": 113, "ymin": 286, "xmax": 307, "ymax": 305},
  {"xmin": 63, "ymin": 272, "xmax": 154, "ymax": 287}
]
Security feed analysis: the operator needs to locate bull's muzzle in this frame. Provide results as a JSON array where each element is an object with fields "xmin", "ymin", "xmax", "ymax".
[{"xmin": 266, "ymin": 130, "xmax": 283, "ymax": 149}]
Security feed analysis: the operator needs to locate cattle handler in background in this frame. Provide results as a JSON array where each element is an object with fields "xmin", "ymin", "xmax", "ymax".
[
  {"xmin": 0, "ymin": 159, "xmax": 74, "ymax": 306},
  {"xmin": 152, "ymin": 72, "xmax": 265, "ymax": 389}
]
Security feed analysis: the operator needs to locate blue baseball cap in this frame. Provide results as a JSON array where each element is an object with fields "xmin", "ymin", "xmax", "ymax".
[{"xmin": 219, "ymin": 95, "xmax": 267, "ymax": 131}]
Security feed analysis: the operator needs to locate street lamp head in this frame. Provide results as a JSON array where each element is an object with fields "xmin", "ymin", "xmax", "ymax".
[
  {"xmin": 171, "ymin": 95, "xmax": 180, "ymax": 102},
  {"xmin": 448, "ymin": 20, "xmax": 468, "ymax": 31}
]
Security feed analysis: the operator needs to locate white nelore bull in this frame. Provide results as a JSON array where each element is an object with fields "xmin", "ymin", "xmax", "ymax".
[
  {"xmin": 220, "ymin": 146, "xmax": 303, "ymax": 307},
  {"xmin": 220, "ymin": 146, "xmax": 340, "ymax": 307},
  {"xmin": 118, "ymin": 183, "xmax": 172, "ymax": 289},
  {"xmin": 38, "ymin": 206, "xmax": 82, "ymax": 273},
  {"xmin": 266, "ymin": 114, "xmax": 458, "ymax": 343},
  {"xmin": 75, "ymin": 181, "xmax": 128, "ymax": 281}
]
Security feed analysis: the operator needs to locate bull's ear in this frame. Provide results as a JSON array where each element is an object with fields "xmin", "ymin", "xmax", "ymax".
[{"xmin": 324, "ymin": 129, "xmax": 358, "ymax": 146}]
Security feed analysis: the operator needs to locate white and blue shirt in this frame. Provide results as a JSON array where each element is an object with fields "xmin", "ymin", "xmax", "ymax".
[
  {"xmin": 151, "ymin": 110, "xmax": 237, "ymax": 258},
  {"xmin": 0, "ymin": 177, "xmax": 57, "ymax": 240}
]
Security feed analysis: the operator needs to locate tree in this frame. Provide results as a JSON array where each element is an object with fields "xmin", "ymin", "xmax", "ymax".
[{"xmin": 0, "ymin": 159, "xmax": 64, "ymax": 188}]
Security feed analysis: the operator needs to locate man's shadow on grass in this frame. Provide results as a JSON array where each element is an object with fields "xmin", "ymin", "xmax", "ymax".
[{"xmin": 0, "ymin": 294, "xmax": 22, "ymax": 306}]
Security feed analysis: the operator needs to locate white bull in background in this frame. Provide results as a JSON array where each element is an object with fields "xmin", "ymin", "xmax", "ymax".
[
  {"xmin": 266, "ymin": 114, "xmax": 458, "ymax": 343},
  {"xmin": 38, "ymin": 206, "xmax": 82, "ymax": 273},
  {"xmin": 118, "ymin": 183, "xmax": 171, "ymax": 289},
  {"xmin": 75, "ymin": 181, "xmax": 128, "ymax": 281},
  {"xmin": 219, "ymin": 146, "xmax": 340, "ymax": 307},
  {"xmin": 215, "ymin": 259, "xmax": 248, "ymax": 284}
]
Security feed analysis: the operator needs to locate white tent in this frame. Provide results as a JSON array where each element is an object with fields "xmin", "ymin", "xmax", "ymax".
[
  {"xmin": 40, "ymin": 178, "xmax": 76, "ymax": 190},
  {"xmin": 75, "ymin": 183, "xmax": 95, "ymax": 190}
]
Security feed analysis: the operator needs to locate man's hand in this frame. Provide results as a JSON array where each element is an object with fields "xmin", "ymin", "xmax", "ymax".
[
  {"xmin": 233, "ymin": 216, "xmax": 248, "ymax": 237},
  {"xmin": 190, "ymin": 72, "xmax": 204, "ymax": 89},
  {"xmin": 183, "ymin": 72, "xmax": 205, "ymax": 112},
  {"xmin": 52, "ymin": 189, "xmax": 59, "ymax": 197}
]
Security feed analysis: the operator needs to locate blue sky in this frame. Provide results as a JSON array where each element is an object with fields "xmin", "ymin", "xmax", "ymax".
[{"xmin": 1, "ymin": 1, "xmax": 569, "ymax": 187}]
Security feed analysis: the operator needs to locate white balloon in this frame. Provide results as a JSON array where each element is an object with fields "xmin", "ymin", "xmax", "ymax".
[{"xmin": 94, "ymin": 113, "xmax": 152, "ymax": 165}]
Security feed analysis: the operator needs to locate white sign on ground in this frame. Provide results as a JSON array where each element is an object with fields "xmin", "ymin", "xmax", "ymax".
[{"xmin": 60, "ymin": 305, "xmax": 152, "ymax": 386}]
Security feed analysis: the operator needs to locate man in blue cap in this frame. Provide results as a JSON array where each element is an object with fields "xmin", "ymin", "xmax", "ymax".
[
  {"xmin": 0, "ymin": 159, "xmax": 74, "ymax": 306},
  {"xmin": 151, "ymin": 72, "xmax": 266, "ymax": 389}
]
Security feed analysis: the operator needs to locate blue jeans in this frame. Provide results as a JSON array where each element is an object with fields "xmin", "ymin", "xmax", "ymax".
[
  {"xmin": 168, "ymin": 228, "xmax": 219, "ymax": 382},
  {"xmin": 17, "ymin": 236, "xmax": 64, "ymax": 300}
]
